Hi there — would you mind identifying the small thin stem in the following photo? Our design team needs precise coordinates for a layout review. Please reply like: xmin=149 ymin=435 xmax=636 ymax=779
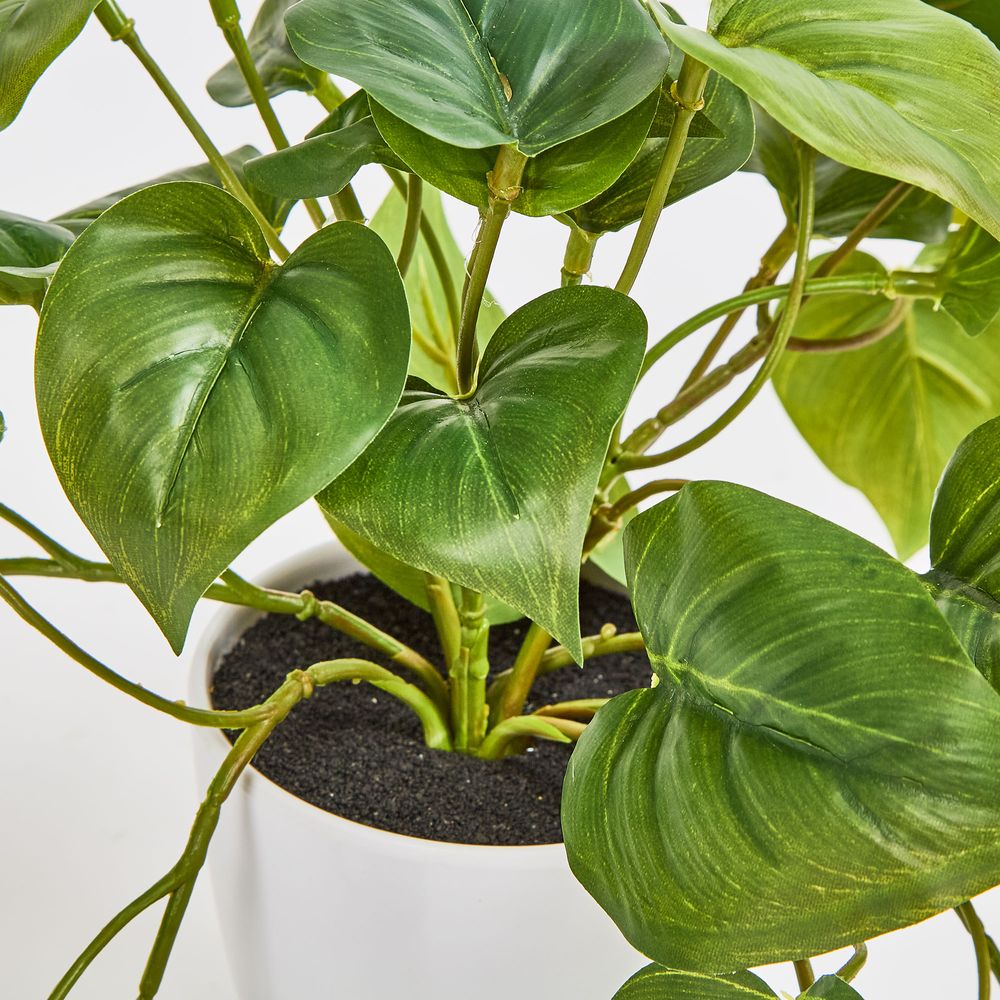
xmin=793 ymin=959 xmax=816 ymax=991
xmin=836 ymin=943 xmax=868 ymax=983
xmin=533 ymin=698 xmax=608 ymax=720
xmin=814 ymin=181 xmax=913 ymax=279
xmin=498 ymin=622 xmax=552 ymax=722
xmin=958 ymin=902 xmax=993 ymax=1000
xmin=0 ymin=504 xmax=87 ymax=568
xmin=94 ymin=1 xmax=290 ymax=261
xmin=584 ymin=479 xmax=688 ymax=556
xmin=424 ymin=573 xmax=462 ymax=667
xmin=615 ymin=56 xmax=710 ymax=296
xmin=785 ymin=298 xmax=909 ymax=354
xmin=561 ymin=223 xmax=599 ymax=287
xmin=397 ymin=174 xmax=424 ymax=278
xmin=208 ymin=0 xmax=326 ymax=229
xmin=450 ymin=588 xmax=490 ymax=751
xmin=476 ymin=714 xmax=581 ymax=760
xmin=456 ymin=145 xmax=527 ymax=395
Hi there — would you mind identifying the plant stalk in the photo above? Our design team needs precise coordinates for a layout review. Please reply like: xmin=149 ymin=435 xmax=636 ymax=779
xmin=561 ymin=224 xmax=599 ymax=287
xmin=450 ymin=588 xmax=490 ymax=751
xmin=498 ymin=622 xmax=552 ymax=721
xmin=958 ymin=902 xmax=993 ymax=1000
xmin=397 ymin=174 xmax=424 ymax=277
xmin=793 ymin=959 xmax=816 ymax=991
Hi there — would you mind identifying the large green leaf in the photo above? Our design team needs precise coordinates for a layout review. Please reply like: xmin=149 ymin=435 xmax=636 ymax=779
xmin=567 ymin=20 xmax=755 ymax=235
xmin=369 ymin=185 xmax=503 ymax=394
xmin=802 ymin=978 xmax=865 ymax=999
xmin=926 ymin=578 xmax=1000 ymax=695
xmin=36 ymin=182 xmax=410 ymax=651
xmin=285 ymin=0 xmax=670 ymax=156
xmin=563 ymin=482 xmax=1000 ymax=973
xmin=743 ymin=106 xmax=951 ymax=243
xmin=0 ymin=211 xmax=74 ymax=308
xmin=0 ymin=0 xmax=99 ymax=131
xmin=932 ymin=224 xmax=1000 ymax=337
xmin=206 ymin=0 xmax=325 ymax=107
xmin=612 ymin=965 xmax=777 ymax=1000
xmin=51 ymin=147 xmax=293 ymax=236
xmin=658 ymin=0 xmax=1000 ymax=241
xmin=773 ymin=256 xmax=1000 ymax=559
xmin=926 ymin=0 xmax=1000 ymax=44
xmin=319 ymin=287 xmax=646 ymax=659
xmin=370 ymin=93 xmax=660 ymax=218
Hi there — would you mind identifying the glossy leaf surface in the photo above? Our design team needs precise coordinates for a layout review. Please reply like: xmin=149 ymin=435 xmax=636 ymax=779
xmin=285 ymin=0 xmax=670 ymax=155
xmin=371 ymin=92 xmax=659 ymax=218
xmin=207 ymin=0 xmax=324 ymax=106
xmin=774 ymin=257 xmax=1000 ymax=559
xmin=926 ymin=0 xmax=1000 ymax=43
xmin=36 ymin=183 xmax=410 ymax=651
xmin=660 ymin=0 xmax=1000 ymax=240
xmin=925 ymin=577 xmax=1000 ymax=695
xmin=0 ymin=211 xmax=74 ymax=308
xmin=369 ymin=185 xmax=503 ymax=394
xmin=612 ymin=965 xmax=777 ymax=1000
xmin=934 ymin=225 xmax=1000 ymax=337
xmin=564 ymin=482 xmax=1000 ymax=972
xmin=320 ymin=287 xmax=646 ymax=658
xmin=51 ymin=147 xmax=292 ymax=235
xmin=743 ymin=106 xmax=951 ymax=243
xmin=0 ymin=0 xmax=99 ymax=130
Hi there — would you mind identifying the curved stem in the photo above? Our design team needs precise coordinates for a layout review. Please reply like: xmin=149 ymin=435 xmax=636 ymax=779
xmin=476 ymin=714 xmax=580 ymax=760
xmin=456 ymin=145 xmax=527 ymax=394
xmin=786 ymin=298 xmax=910 ymax=353
xmin=94 ymin=1 xmax=290 ymax=261
xmin=0 ymin=504 xmax=87 ymax=568
xmin=615 ymin=55 xmax=710 ymax=295
xmin=836 ymin=943 xmax=868 ymax=983
xmin=533 ymin=698 xmax=607 ymax=720
xmin=397 ymin=174 xmax=424 ymax=278
xmin=959 ymin=902 xmax=993 ymax=1000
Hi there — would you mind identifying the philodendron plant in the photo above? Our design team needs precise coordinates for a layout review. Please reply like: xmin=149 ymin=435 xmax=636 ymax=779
xmin=4 ymin=0 xmax=1000 ymax=995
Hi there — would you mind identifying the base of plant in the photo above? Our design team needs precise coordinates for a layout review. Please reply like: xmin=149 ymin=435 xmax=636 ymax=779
xmin=212 ymin=572 xmax=648 ymax=845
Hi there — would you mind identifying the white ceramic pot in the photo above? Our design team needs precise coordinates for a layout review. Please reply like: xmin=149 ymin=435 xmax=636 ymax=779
xmin=189 ymin=543 xmax=642 ymax=1000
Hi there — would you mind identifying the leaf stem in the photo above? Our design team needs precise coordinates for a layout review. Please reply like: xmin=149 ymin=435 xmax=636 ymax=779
xmin=785 ymin=298 xmax=910 ymax=354
xmin=450 ymin=588 xmax=490 ymax=751
xmin=397 ymin=174 xmax=424 ymax=277
xmin=93 ymin=1 xmax=290 ymax=261
xmin=207 ymin=0 xmax=326 ymax=228
xmin=533 ymin=698 xmax=608 ymax=720
xmin=475 ymin=714 xmax=578 ymax=760
xmin=456 ymin=144 xmax=527 ymax=395
xmin=561 ymin=222 xmax=599 ymax=287
xmin=836 ymin=943 xmax=868 ymax=983
xmin=498 ymin=622 xmax=552 ymax=722
xmin=615 ymin=55 xmax=710 ymax=296
xmin=957 ymin=904 xmax=1000 ymax=987
xmin=0 ymin=503 xmax=88 ymax=568
xmin=958 ymin=902 xmax=993 ymax=1000
xmin=793 ymin=959 xmax=816 ymax=991
xmin=583 ymin=479 xmax=688 ymax=557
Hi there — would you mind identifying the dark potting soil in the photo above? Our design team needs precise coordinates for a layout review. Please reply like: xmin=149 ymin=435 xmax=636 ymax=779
xmin=211 ymin=573 xmax=651 ymax=846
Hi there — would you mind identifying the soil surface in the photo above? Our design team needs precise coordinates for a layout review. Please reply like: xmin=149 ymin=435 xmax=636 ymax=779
xmin=211 ymin=573 xmax=651 ymax=845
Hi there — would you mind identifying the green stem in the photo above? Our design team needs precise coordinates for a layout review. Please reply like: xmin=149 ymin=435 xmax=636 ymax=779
xmin=618 ymin=143 xmax=817 ymax=472
xmin=476 ymin=714 xmax=583 ymax=760
xmin=312 ymin=75 xmax=347 ymax=112
xmin=94 ymin=1 xmax=290 ymax=261
xmin=425 ymin=572 xmax=462 ymax=669
xmin=561 ymin=223 xmax=599 ymax=287
xmin=793 ymin=959 xmax=816 ymax=992
xmin=584 ymin=478 xmax=688 ymax=557
xmin=959 ymin=902 xmax=993 ymax=1000
xmin=786 ymin=297 xmax=910 ymax=354
xmin=451 ymin=588 xmax=490 ymax=751
xmin=498 ymin=622 xmax=552 ymax=722
xmin=0 ymin=503 xmax=87 ymax=567
xmin=0 ymin=575 xmax=278 ymax=729
xmin=615 ymin=56 xmax=710 ymax=296
xmin=533 ymin=698 xmax=608 ymax=720
xmin=836 ymin=943 xmax=868 ymax=983
xmin=208 ymin=0 xmax=326 ymax=229
xmin=397 ymin=174 xmax=424 ymax=277
xmin=456 ymin=145 xmax=527 ymax=395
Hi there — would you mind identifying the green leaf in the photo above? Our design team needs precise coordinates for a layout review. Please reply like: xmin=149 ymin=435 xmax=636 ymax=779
xmin=658 ymin=0 xmax=1000 ymax=241
xmin=245 ymin=94 xmax=408 ymax=201
xmin=564 ymin=481 xmax=1000 ymax=973
xmin=370 ymin=91 xmax=660 ymax=218
xmin=933 ymin=224 xmax=1000 ymax=337
xmin=206 ymin=0 xmax=325 ymax=107
xmin=285 ymin=0 xmax=670 ymax=156
xmin=369 ymin=184 xmax=503 ymax=394
xmin=612 ymin=965 xmax=777 ymax=1000
xmin=773 ymin=255 xmax=1000 ymax=559
xmin=802 ymin=977 xmax=865 ymax=999
xmin=567 ymin=18 xmax=756 ymax=235
xmin=35 ymin=182 xmax=410 ymax=651
xmin=50 ymin=146 xmax=293 ymax=236
xmin=0 ymin=210 xmax=74 ymax=308
xmin=319 ymin=287 xmax=646 ymax=659
xmin=743 ymin=105 xmax=951 ymax=243
xmin=926 ymin=579 xmax=1000 ymax=695
xmin=0 ymin=0 xmax=99 ymax=131
xmin=925 ymin=0 xmax=1000 ymax=45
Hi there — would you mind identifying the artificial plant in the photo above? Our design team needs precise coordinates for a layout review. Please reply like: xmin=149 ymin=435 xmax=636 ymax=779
xmin=3 ymin=0 xmax=1000 ymax=997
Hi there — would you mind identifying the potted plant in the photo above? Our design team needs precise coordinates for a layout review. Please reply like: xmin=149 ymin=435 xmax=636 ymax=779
xmin=3 ymin=0 xmax=1000 ymax=997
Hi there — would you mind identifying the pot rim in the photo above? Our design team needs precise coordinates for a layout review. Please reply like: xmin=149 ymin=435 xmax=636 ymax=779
xmin=188 ymin=541 xmax=567 ymax=857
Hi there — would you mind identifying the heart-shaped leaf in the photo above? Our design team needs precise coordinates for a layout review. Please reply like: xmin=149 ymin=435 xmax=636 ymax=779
xmin=773 ymin=255 xmax=1000 ymax=559
xmin=51 ymin=146 xmax=292 ymax=236
xmin=206 ymin=0 xmax=325 ymax=107
xmin=319 ymin=286 xmax=646 ymax=659
xmin=743 ymin=105 xmax=951 ymax=244
xmin=612 ymin=965 xmax=777 ymax=1000
xmin=370 ymin=92 xmax=660 ymax=218
xmin=659 ymin=0 xmax=1000 ymax=240
xmin=285 ymin=0 xmax=670 ymax=156
xmin=0 ymin=0 xmax=99 ymax=131
xmin=567 ymin=13 xmax=755 ymax=235
xmin=931 ymin=225 xmax=1000 ymax=337
xmin=563 ymin=482 xmax=1000 ymax=973
xmin=369 ymin=184 xmax=503 ymax=394
xmin=36 ymin=182 xmax=410 ymax=651
xmin=0 ymin=210 xmax=74 ymax=308
xmin=802 ymin=977 xmax=865 ymax=999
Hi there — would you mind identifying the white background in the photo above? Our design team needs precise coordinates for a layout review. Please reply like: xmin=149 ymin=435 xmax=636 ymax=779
xmin=1 ymin=1 xmax=997 ymax=996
